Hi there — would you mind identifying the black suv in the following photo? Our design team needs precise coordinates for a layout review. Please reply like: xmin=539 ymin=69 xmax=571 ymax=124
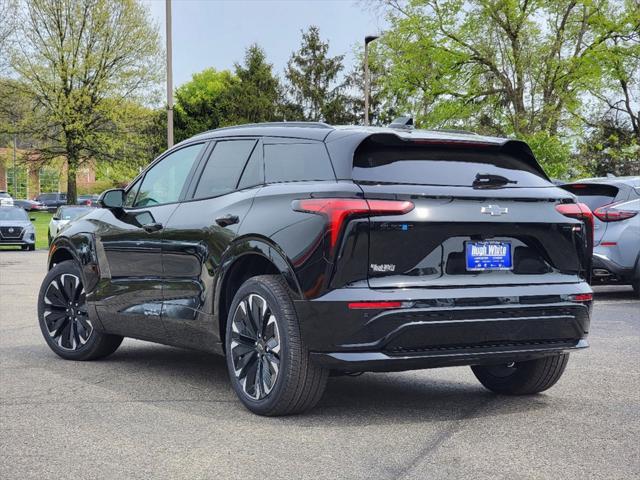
xmin=36 ymin=192 xmax=67 ymax=212
xmin=39 ymin=122 xmax=593 ymax=415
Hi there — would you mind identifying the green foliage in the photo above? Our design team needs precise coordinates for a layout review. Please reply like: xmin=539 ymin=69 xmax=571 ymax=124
xmin=11 ymin=0 xmax=162 ymax=203
xmin=378 ymin=0 xmax=637 ymax=139
xmin=285 ymin=26 xmax=347 ymax=122
xmin=228 ymin=44 xmax=283 ymax=124
xmin=579 ymin=120 xmax=640 ymax=177
xmin=519 ymin=131 xmax=574 ymax=180
xmin=174 ymin=68 xmax=237 ymax=142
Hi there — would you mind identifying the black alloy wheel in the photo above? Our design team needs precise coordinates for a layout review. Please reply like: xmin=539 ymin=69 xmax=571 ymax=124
xmin=229 ymin=293 xmax=281 ymax=400
xmin=225 ymin=275 xmax=328 ymax=416
xmin=38 ymin=260 xmax=123 ymax=360
xmin=41 ymin=272 xmax=93 ymax=350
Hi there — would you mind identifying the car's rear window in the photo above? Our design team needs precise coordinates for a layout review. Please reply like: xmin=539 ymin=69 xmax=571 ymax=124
xmin=561 ymin=184 xmax=619 ymax=210
xmin=353 ymin=144 xmax=549 ymax=188
xmin=59 ymin=207 xmax=90 ymax=220
xmin=264 ymin=143 xmax=335 ymax=183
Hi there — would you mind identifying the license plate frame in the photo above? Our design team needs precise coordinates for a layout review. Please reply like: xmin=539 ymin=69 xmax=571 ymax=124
xmin=465 ymin=240 xmax=513 ymax=271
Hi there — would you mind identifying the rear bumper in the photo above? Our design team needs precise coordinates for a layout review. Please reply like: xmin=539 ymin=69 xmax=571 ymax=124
xmin=295 ymin=282 xmax=592 ymax=372
xmin=592 ymin=253 xmax=634 ymax=283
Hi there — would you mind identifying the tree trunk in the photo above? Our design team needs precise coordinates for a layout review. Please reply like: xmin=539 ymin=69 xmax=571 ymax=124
xmin=66 ymin=156 xmax=78 ymax=205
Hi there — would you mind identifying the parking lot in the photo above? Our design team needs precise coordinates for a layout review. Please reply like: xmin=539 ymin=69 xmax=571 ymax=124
xmin=0 ymin=250 xmax=638 ymax=479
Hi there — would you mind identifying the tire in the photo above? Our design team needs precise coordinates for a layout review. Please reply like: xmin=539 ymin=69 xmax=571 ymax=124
xmin=28 ymin=244 xmax=35 ymax=251
xmin=471 ymin=354 xmax=569 ymax=395
xmin=38 ymin=260 xmax=123 ymax=361
xmin=48 ymin=233 xmax=52 ymax=246
xmin=225 ymin=275 xmax=328 ymax=416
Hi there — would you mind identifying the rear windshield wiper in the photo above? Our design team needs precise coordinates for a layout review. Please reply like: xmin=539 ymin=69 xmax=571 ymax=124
xmin=473 ymin=173 xmax=518 ymax=189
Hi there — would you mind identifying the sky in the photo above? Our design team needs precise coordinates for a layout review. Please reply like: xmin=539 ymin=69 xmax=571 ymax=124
xmin=145 ymin=0 xmax=387 ymax=87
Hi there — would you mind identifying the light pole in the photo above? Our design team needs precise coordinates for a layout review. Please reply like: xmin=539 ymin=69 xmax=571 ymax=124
xmin=166 ymin=0 xmax=174 ymax=148
xmin=364 ymin=35 xmax=379 ymax=126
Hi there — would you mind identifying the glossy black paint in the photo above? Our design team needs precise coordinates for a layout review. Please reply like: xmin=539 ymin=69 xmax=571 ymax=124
xmin=46 ymin=123 xmax=592 ymax=371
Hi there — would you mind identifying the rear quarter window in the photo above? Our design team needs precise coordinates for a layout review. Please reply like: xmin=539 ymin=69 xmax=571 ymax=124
xmin=264 ymin=142 xmax=335 ymax=183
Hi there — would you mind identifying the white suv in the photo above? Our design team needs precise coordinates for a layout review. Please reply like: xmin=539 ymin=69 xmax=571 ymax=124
xmin=0 ymin=191 xmax=14 ymax=207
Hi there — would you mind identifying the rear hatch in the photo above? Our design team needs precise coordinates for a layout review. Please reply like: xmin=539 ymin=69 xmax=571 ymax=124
xmin=560 ymin=183 xmax=618 ymax=246
xmin=352 ymin=135 xmax=591 ymax=288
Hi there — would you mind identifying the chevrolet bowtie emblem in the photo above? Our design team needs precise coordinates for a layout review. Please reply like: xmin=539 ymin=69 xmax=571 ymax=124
xmin=481 ymin=205 xmax=508 ymax=216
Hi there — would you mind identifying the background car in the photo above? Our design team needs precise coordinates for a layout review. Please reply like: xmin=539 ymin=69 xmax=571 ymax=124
xmin=48 ymin=205 xmax=93 ymax=245
xmin=562 ymin=176 xmax=640 ymax=296
xmin=14 ymin=199 xmax=48 ymax=211
xmin=0 ymin=206 xmax=36 ymax=250
xmin=0 ymin=190 xmax=14 ymax=207
xmin=35 ymin=192 xmax=67 ymax=212
xmin=77 ymin=194 xmax=100 ymax=206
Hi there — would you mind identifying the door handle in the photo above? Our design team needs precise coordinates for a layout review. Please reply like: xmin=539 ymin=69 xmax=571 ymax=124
xmin=215 ymin=214 xmax=239 ymax=227
xmin=142 ymin=222 xmax=163 ymax=233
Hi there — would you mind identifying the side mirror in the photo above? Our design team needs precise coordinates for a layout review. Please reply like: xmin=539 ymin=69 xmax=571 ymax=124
xmin=52 ymin=215 xmax=60 ymax=220
xmin=30 ymin=217 xmax=36 ymax=222
xmin=99 ymin=189 xmax=125 ymax=209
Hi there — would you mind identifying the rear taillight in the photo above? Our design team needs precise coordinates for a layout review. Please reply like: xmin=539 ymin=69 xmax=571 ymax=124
xmin=593 ymin=203 xmax=637 ymax=222
xmin=556 ymin=202 xmax=594 ymax=240
xmin=568 ymin=293 xmax=593 ymax=302
xmin=293 ymin=198 xmax=414 ymax=249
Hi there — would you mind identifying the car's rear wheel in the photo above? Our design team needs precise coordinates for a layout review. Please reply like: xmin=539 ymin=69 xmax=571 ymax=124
xmin=471 ymin=353 xmax=569 ymax=395
xmin=225 ymin=275 xmax=328 ymax=416
xmin=37 ymin=260 xmax=123 ymax=360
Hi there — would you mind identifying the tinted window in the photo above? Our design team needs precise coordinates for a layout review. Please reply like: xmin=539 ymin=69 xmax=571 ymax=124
xmin=237 ymin=144 xmax=263 ymax=189
xmin=0 ymin=208 xmax=27 ymax=221
xmin=38 ymin=194 xmax=55 ymax=201
xmin=264 ymin=143 xmax=334 ymax=183
xmin=353 ymin=144 xmax=549 ymax=187
xmin=134 ymin=143 xmax=203 ymax=207
xmin=58 ymin=207 xmax=91 ymax=220
xmin=194 ymin=140 xmax=256 ymax=198
xmin=562 ymin=184 xmax=619 ymax=211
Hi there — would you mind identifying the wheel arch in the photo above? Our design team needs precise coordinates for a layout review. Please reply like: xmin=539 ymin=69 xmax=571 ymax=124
xmin=216 ymin=237 xmax=302 ymax=348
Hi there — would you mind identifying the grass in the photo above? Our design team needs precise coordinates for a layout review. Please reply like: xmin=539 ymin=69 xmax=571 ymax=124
xmin=0 ymin=211 xmax=52 ymax=251
xmin=31 ymin=211 xmax=53 ymax=250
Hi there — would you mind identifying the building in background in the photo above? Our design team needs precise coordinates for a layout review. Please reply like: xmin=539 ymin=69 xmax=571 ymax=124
xmin=0 ymin=148 xmax=96 ymax=198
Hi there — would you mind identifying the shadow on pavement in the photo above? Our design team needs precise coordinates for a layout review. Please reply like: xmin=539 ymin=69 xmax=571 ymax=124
xmin=21 ymin=340 xmax=550 ymax=426
xmin=592 ymin=285 xmax=637 ymax=301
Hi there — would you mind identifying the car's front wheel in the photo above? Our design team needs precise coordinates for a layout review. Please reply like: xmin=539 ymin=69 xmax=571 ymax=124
xmin=225 ymin=275 xmax=328 ymax=416
xmin=471 ymin=353 xmax=569 ymax=395
xmin=37 ymin=260 xmax=123 ymax=360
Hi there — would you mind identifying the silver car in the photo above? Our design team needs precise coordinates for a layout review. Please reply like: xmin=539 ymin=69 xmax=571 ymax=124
xmin=562 ymin=176 xmax=640 ymax=297
xmin=0 ymin=190 xmax=14 ymax=207
xmin=0 ymin=206 xmax=36 ymax=250
xmin=48 ymin=205 xmax=93 ymax=245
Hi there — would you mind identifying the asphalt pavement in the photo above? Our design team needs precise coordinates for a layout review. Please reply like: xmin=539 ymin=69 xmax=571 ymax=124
xmin=1 ymin=250 xmax=638 ymax=479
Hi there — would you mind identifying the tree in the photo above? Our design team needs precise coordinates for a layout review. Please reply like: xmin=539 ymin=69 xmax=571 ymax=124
xmin=174 ymin=68 xmax=237 ymax=142
xmin=378 ymin=1 xmax=632 ymax=136
xmin=579 ymin=119 xmax=640 ymax=176
xmin=285 ymin=26 xmax=347 ymax=122
xmin=0 ymin=0 xmax=17 ymax=74
xmin=228 ymin=44 xmax=282 ymax=124
xmin=11 ymin=0 xmax=161 ymax=204
xmin=376 ymin=0 xmax=637 ymax=176
xmin=586 ymin=0 xmax=640 ymax=140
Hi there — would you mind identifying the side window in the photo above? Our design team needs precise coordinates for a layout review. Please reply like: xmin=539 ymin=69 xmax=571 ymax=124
xmin=193 ymin=140 xmax=256 ymax=199
xmin=264 ymin=143 xmax=334 ymax=183
xmin=124 ymin=178 xmax=142 ymax=207
xmin=237 ymin=144 xmax=263 ymax=190
xmin=134 ymin=143 xmax=203 ymax=207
